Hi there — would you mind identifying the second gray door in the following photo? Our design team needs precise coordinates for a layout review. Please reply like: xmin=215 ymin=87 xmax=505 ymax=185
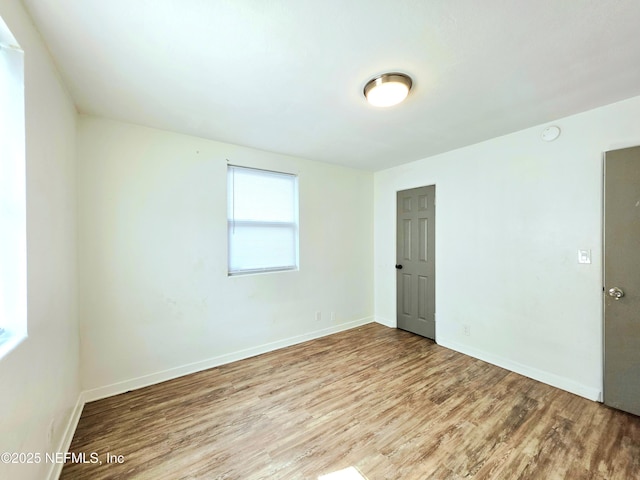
xmin=604 ymin=146 xmax=640 ymax=416
xmin=396 ymin=185 xmax=435 ymax=339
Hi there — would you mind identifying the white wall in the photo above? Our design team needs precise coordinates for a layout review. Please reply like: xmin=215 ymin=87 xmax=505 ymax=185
xmin=0 ymin=2 xmax=79 ymax=480
xmin=375 ymin=95 xmax=640 ymax=401
xmin=77 ymin=116 xmax=374 ymax=397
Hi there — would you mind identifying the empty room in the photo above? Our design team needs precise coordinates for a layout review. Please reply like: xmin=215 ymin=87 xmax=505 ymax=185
xmin=2 ymin=1 xmax=640 ymax=479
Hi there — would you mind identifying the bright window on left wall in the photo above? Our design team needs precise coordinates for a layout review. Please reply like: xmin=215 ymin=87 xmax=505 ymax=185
xmin=227 ymin=165 xmax=299 ymax=276
xmin=0 ymin=16 xmax=27 ymax=358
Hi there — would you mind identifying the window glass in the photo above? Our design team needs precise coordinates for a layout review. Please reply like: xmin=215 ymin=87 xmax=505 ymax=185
xmin=0 ymin=17 xmax=26 ymax=356
xmin=227 ymin=166 xmax=299 ymax=275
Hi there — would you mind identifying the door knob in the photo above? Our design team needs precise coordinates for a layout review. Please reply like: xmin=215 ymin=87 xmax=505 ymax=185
xmin=395 ymin=264 xmax=403 ymax=269
xmin=608 ymin=287 xmax=624 ymax=300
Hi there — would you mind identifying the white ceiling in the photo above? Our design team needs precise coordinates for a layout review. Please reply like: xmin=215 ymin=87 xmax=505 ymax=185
xmin=22 ymin=0 xmax=640 ymax=170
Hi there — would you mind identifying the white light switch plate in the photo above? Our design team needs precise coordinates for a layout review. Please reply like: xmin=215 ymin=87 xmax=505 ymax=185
xmin=578 ymin=249 xmax=591 ymax=264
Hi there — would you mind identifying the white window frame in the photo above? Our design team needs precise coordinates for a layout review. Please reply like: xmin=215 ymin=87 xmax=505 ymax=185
xmin=227 ymin=165 xmax=299 ymax=276
xmin=0 ymin=16 xmax=27 ymax=359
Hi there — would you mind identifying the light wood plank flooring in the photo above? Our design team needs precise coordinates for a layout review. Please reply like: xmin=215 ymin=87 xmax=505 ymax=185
xmin=61 ymin=323 xmax=640 ymax=479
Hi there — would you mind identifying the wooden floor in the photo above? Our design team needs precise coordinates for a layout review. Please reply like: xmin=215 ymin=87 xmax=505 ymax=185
xmin=62 ymin=323 xmax=640 ymax=480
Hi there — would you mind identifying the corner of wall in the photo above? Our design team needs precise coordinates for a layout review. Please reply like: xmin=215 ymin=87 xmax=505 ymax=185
xmin=46 ymin=394 xmax=85 ymax=480
xmin=374 ymin=316 xmax=395 ymax=328
xmin=437 ymin=337 xmax=602 ymax=402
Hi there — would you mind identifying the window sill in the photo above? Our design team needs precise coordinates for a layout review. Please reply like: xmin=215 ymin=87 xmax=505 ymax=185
xmin=228 ymin=266 xmax=298 ymax=277
xmin=0 ymin=332 xmax=26 ymax=361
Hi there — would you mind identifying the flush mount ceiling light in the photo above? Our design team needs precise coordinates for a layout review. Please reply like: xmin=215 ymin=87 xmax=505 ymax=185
xmin=364 ymin=73 xmax=413 ymax=107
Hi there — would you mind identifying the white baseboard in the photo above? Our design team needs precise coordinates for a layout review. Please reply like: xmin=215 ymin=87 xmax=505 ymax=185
xmin=47 ymin=319 xmax=599 ymax=480
xmin=47 ymin=317 xmax=374 ymax=478
xmin=47 ymin=395 xmax=85 ymax=480
xmin=82 ymin=317 xmax=374 ymax=403
xmin=438 ymin=337 xmax=602 ymax=402
xmin=374 ymin=316 xmax=395 ymax=328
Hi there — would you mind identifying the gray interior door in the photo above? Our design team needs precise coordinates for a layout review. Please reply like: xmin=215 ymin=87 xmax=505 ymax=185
xmin=604 ymin=146 xmax=640 ymax=416
xmin=396 ymin=185 xmax=435 ymax=339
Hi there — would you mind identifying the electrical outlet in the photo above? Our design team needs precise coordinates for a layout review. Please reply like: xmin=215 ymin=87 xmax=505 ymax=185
xmin=463 ymin=324 xmax=471 ymax=336
xmin=315 ymin=311 xmax=321 ymax=321
xmin=331 ymin=312 xmax=336 ymax=323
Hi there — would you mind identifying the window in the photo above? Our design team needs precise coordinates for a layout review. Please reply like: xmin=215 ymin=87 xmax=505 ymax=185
xmin=227 ymin=165 xmax=299 ymax=275
xmin=0 ymin=17 xmax=26 ymax=357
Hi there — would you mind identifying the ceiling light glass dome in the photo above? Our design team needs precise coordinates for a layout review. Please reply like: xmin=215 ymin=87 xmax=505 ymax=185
xmin=364 ymin=73 xmax=413 ymax=107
